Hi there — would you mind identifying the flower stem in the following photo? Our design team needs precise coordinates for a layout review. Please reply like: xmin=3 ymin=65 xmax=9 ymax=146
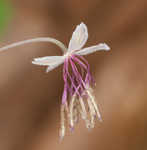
xmin=0 ymin=37 xmax=67 ymax=53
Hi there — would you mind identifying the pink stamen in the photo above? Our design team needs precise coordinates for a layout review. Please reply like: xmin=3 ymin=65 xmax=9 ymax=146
xmin=62 ymin=54 xmax=95 ymax=105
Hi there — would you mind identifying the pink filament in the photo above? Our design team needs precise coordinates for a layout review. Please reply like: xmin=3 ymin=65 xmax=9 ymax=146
xmin=62 ymin=55 xmax=94 ymax=104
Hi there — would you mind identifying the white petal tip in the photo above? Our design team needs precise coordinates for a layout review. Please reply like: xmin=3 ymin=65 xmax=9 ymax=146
xmin=80 ymin=22 xmax=86 ymax=27
xmin=101 ymin=43 xmax=110 ymax=51
xmin=32 ymin=61 xmax=36 ymax=65
xmin=31 ymin=60 xmax=45 ymax=66
xmin=32 ymin=58 xmax=40 ymax=65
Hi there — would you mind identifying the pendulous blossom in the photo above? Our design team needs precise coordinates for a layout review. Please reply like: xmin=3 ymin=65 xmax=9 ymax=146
xmin=0 ymin=22 xmax=110 ymax=139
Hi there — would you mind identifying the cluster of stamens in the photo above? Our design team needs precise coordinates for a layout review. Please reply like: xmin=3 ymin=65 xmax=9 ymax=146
xmin=59 ymin=54 xmax=102 ymax=139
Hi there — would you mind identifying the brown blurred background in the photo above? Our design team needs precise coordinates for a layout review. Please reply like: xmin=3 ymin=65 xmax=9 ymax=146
xmin=0 ymin=0 xmax=147 ymax=150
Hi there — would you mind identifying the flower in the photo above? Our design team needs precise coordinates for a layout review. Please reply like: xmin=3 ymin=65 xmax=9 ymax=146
xmin=32 ymin=22 xmax=110 ymax=139
xmin=0 ymin=22 xmax=110 ymax=139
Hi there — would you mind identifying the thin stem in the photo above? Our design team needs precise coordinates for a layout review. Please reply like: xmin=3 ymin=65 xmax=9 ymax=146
xmin=0 ymin=37 xmax=67 ymax=53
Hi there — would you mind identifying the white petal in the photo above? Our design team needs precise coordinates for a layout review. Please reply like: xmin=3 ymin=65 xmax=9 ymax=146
xmin=75 ymin=43 xmax=110 ymax=56
xmin=68 ymin=22 xmax=88 ymax=51
xmin=32 ymin=56 xmax=64 ymax=66
xmin=32 ymin=56 xmax=64 ymax=72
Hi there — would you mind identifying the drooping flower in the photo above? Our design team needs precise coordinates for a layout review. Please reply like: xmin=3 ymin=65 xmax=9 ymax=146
xmin=32 ymin=23 xmax=110 ymax=138
xmin=0 ymin=22 xmax=110 ymax=139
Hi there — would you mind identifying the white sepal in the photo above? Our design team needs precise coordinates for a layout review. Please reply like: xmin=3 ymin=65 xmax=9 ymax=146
xmin=32 ymin=56 xmax=64 ymax=72
xmin=32 ymin=56 xmax=64 ymax=66
xmin=75 ymin=43 xmax=110 ymax=56
xmin=68 ymin=22 xmax=88 ymax=51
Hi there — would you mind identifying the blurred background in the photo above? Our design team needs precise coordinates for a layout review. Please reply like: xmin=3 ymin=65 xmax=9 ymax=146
xmin=0 ymin=0 xmax=147 ymax=150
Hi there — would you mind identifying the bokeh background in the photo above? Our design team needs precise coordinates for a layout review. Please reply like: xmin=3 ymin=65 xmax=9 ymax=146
xmin=0 ymin=0 xmax=147 ymax=150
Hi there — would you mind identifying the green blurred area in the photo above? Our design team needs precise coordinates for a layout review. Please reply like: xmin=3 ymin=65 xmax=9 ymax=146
xmin=0 ymin=0 xmax=12 ymax=34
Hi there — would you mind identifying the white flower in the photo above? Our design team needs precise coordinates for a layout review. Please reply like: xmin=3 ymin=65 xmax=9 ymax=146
xmin=0 ymin=22 xmax=111 ymax=139
xmin=32 ymin=22 xmax=110 ymax=72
